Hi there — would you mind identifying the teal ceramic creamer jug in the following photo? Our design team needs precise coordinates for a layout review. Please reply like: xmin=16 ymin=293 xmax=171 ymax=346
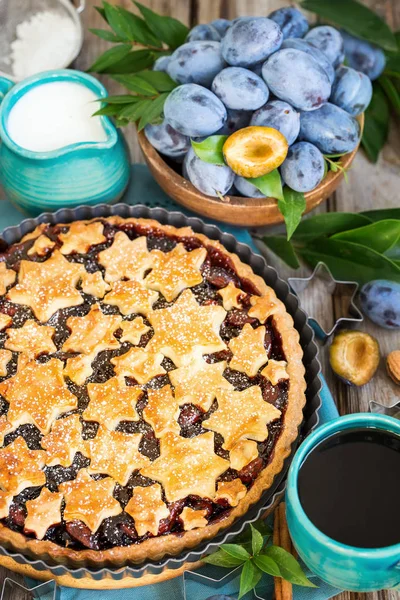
xmin=286 ymin=413 xmax=400 ymax=591
xmin=0 ymin=70 xmax=130 ymax=215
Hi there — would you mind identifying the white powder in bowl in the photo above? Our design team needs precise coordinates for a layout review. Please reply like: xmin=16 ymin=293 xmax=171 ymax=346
xmin=11 ymin=11 xmax=79 ymax=79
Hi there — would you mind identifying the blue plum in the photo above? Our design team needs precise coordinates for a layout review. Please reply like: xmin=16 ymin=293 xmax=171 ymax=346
xmin=217 ymin=108 xmax=252 ymax=135
xmin=250 ymin=100 xmax=300 ymax=145
xmin=167 ymin=41 xmax=225 ymax=88
xmin=282 ymin=38 xmax=334 ymax=84
xmin=164 ymin=84 xmax=227 ymax=137
xmin=234 ymin=175 xmax=266 ymax=198
xmin=211 ymin=67 xmax=269 ymax=110
xmin=330 ymin=66 xmax=372 ymax=116
xmin=268 ymin=7 xmax=309 ymax=39
xmin=299 ymin=103 xmax=360 ymax=154
xmin=360 ymin=280 xmax=400 ymax=329
xmin=341 ymin=32 xmax=386 ymax=81
xmin=210 ymin=18 xmax=232 ymax=37
xmin=144 ymin=121 xmax=190 ymax=160
xmin=305 ymin=26 xmax=344 ymax=67
xmin=280 ymin=141 xmax=325 ymax=192
xmin=221 ymin=17 xmax=283 ymax=67
xmin=187 ymin=24 xmax=221 ymax=42
xmin=184 ymin=147 xmax=234 ymax=197
xmin=262 ymin=48 xmax=331 ymax=111
xmin=153 ymin=55 xmax=171 ymax=73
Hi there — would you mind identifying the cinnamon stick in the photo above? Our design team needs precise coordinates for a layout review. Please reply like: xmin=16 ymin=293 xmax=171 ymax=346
xmin=273 ymin=503 xmax=282 ymax=600
xmin=273 ymin=502 xmax=293 ymax=600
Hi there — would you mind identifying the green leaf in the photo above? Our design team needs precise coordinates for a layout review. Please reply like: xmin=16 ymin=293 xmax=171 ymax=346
xmin=135 ymin=70 xmax=177 ymax=92
xmin=101 ymin=95 xmax=141 ymax=104
xmin=203 ymin=549 xmax=245 ymax=568
xmin=119 ymin=99 xmax=150 ymax=121
xmin=134 ymin=1 xmax=189 ymax=49
xmin=250 ymin=524 xmax=264 ymax=556
xmin=111 ymin=74 xmax=158 ymax=96
xmin=385 ymin=31 xmax=400 ymax=75
xmin=137 ymin=92 xmax=169 ymax=130
xmin=93 ymin=104 xmax=126 ymax=116
xmin=95 ymin=6 xmax=107 ymax=22
xmin=102 ymin=50 xmax=155 ymax=74
xmin=103 ymin=1 xmax=133 ymax=41
xmin=261 ymin=236 xmax=300 ymax=269
xmin=89 ymin=28 xmax=124 ymax=42
xmin=300 ymin=0 xmax=397 ymax=52
xmin=221 ymin=544 xmax=250 ymax=561
xmin=191 ymin=136 xmax=228 ymax=166
xmin=332 ymin=220 xmax=400 ymax=254
xmin=239 ymin=560 xmax=262 ymax=599
xmin=264 ymin=546 xmax=317 ymax=587
xmin=296 ymin=238 xmax=400 ymax=286
xmin=379 ymin=75 xmax=400 ymax=117
xmin=293 ymin=212 xmax=371 ymax=241
xmin=361 ymin=208 xmax=400 ymax=221
xmin=234 ymin=520 xmax=273 ymax=545
xmin=254 ymin=555 xmax=282 ymax=577
xmin=87 ymin=44 xmax=131 ymax=73
xmin=361 ymin=82 xmax=390 ymax=163
xmin=117 ymin=7 xmax=162 ymax=47
xmin=278 ymin=188 xmax=306 ymax=241
xmin=247 ymin=169 xmax=284 ymax=201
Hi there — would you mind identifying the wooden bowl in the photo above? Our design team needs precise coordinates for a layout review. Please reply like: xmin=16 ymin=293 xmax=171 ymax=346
xmin=137 ymin=114 xmax=364 ymax=227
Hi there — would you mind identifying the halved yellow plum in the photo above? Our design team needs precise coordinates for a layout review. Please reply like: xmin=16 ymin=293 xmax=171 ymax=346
xmin=329 ymin=330 xmax=380 ymax=386
xmin=223 ymin=126 xmax=288 ymax=178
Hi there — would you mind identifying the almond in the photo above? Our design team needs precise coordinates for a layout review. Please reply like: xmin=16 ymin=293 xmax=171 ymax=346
xmin=387 ymin=350 xmax=400 ymax=385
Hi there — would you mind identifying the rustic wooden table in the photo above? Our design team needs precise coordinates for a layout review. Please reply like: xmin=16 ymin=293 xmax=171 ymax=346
xmin=1 ymin=0 xmax=399 ymax=598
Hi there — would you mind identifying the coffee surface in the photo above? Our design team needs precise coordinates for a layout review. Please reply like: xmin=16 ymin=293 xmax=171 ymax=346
xmin=298 ymin=427 xmax=400 ymax=548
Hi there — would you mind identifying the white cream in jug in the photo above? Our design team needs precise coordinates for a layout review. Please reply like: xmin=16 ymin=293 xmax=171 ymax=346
xmin=7 ymin=81 xmax=108 ymax=152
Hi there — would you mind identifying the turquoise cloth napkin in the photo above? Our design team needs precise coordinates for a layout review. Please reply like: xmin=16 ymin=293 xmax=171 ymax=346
xmin=0 ymin=164 xmax=340 ymax=599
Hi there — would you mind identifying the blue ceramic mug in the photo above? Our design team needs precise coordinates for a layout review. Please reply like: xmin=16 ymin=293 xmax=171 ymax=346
xmin=286 ymin=413 xmax=400 ymax=591
xmin=0 ymin=69 xmax=130 ymax=215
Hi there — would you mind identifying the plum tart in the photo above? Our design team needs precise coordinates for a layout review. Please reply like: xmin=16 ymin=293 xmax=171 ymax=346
xmin=0 ymin=216 xmax=305 ymax=566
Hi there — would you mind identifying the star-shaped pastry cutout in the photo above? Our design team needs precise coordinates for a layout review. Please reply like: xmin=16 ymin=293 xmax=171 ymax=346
xmin=0 ymin=415 xmax=12 ymax=445
xmin=0 ymin=436 xmax=46 ymax=494
xmin=141 ymin=431 xmax=229 ymax=502
xmin=215 ymin=479 xmax=247 ymax=507
xmin=104 ymin=280 xmax=158 ymax=317
xmin=0 ymin=490 xmax=13 ymax=519
xmin=21 ymin=223 xmax=47 ymax=242
xmin=180 ymin=506 xmax=208 ymax=530
xmin=0 ymin=262 xmax=16 ymax=295
xmin=261 ymin=360 xmax=289 ymax=385
xmin=25 ymin=487 xmax=63 ymax=539
xmin=229 ymin=439 xmax=259 ymax=471
xmin=7 ymin=250 xmax=85 ymax=322
xmin=248 ymin=292 xmax=280 ymax=323
xmin=41 ymin=414 xmax=88 ymax=467
xmin=81 ymin=271 xmax=110 ymax=298
xmin=0 ymin=358 xmax=78 ymax=434
xmin=0 ymin=314 xmax=12 ymax=331
xmin=27 ymin=235 xmax=55 ymax=257
xmin=5 ymin=320 xmax=56 ymax=357
xmin=59 ymin=221 xmax=106 ymax=255
xmin=60 ymin=469 xmax=122 ymax=532
xmin=203 ymin=386 xmax=281 ymax=450
xmin=169 ymin=357 xmax=233 ymax=412
xmin=0 ymin=350 xmax=12 ymax=377
xmin=147 ymin=289 xmax=226 ymax=367
xmin=218 ymin=282 xmax=245 ymax=311
xmin=125 ymin=484 xmax=169 ymax=536
xmin=87 ymin=426 xmax=149 ymax=486
xmin=229 ymin=323 xmax=268 ymax=377
xmin=84 ymin=376 xmax=142 ymax=429
xmin=63 ymin=304 xmax=121 ymax=355
xmin=111 ymin=347 xmax=166 ymax=384
xmin=120 ymin=317 xmax=150 ymax=345
xmin=143 ymin=384 xmax=180 ymax=437
xmin=63 ymin=352 xmax=95 ymax=385
xmin=144 ymin=243 xmax=207 ymax=302
xmin=98 ymin=233 xmax=153 ymax=283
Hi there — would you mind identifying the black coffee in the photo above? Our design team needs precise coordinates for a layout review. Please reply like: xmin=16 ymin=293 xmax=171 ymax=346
xmin=298 ymin=427 xmax=400 ymax=548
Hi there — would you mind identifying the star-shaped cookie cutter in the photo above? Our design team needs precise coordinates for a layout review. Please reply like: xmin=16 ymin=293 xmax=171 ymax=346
xmin=0 ymin=577 xmax=57 ymax=600
xmin=369 ymin=399 xmax=400 ymax=420
xmin=288 ymin=262 xmax=363 ymax=344
xmin=183 ymin=564 xmax=271 ymax=600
